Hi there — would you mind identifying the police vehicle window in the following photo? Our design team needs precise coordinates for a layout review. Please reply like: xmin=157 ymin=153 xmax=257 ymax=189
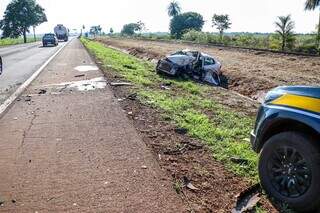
xmin=204 ymin=57 xmax=215 ymax=65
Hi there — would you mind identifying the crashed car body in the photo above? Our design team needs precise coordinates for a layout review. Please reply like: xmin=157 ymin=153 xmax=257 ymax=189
xmin=156 ymin=50 xmax=222 ymax=85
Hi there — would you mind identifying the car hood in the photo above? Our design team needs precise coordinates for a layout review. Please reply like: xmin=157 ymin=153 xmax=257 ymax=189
xmin=166 ymin=55 xmax=195 ymax=66
xmin=265 ymin=86 xmax=320 ymax=103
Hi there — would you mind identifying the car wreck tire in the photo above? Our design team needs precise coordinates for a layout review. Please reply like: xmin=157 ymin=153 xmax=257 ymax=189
xmin=259 ymin=132 xmax=320 ymax=212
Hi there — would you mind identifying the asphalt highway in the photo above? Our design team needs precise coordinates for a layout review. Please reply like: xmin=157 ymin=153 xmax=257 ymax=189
xmin=0 ymin=41 xmax=66 ymax=104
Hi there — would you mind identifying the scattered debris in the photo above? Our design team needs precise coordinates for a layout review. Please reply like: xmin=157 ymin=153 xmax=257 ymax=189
xmin=38 ymin=89 xmax=47 ymax=95
xmin=183 ymin=176 xmax=199 ymax=191
xmin=24 ymin=96 xmax=32 ymax=102
xmin=288 ymin=58 xmax=297 ymax=61
xmin=47 ymin=77 xmax=107 ymax=91
xmin=123 ymin=64 xmax=136 ymax=70
xmin=232 ymin=184 xmax=262 ymax=213
xmin=11 ymin=199 xmax=16 ymax=204
xmin=164 ymin=145 xmax=187 ymax=155
xmin=74 ymin=65 xmax=98 ymax=72
xmin=254 ymin=51 xmax=265 ymax=55
xmin=13 ymin=117 xmax=18 ymax=120
xmin=160 ymin=85 xmax=171 ymax=90
xmin=175 ymin=127 xmax=188 ymax=135
xmin=74 ymin=74 xmax=85 ymax=78
xmin=230 ymin=157 xmax=249 ymax=165
xmin=110 ymin=82 xmax=133 ymax=87
xmin=141 ymin=165 xmax=148 ymax=169
xmin=127 ymin=111 xmax=133 ymax=115
xmin=127 ymin=93 xmax=137 ymax=100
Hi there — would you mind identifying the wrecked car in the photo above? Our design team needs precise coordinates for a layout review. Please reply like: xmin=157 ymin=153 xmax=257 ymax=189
xmin=156 ymin=50 xmax=222 ymax=86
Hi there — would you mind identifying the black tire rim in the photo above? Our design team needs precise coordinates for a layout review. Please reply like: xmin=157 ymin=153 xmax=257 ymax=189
xmin=268 ymin=146 xmax=312 ymax=198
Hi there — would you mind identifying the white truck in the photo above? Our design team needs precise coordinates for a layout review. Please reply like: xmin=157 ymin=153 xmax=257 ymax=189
xmin=54 ymin=24 xmax=69 ymax=42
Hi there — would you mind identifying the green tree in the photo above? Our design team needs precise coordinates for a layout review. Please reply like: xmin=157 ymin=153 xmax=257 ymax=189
xmin=167 ymin=1 xmax=181 ymax=17
xmin=121 ymin=22 xmax=145 ymax=36
xmin=275 ymin=15 xmax=295 ymax=51
xmin=31 ymin=4 xmax=47 ymax=41
xmin=90 ymin=25 xmax=102 ymax=37
xmin=170 ymin=12 xmax=204 ymax=39
xmin=212 ymin=14 xmax=232 ymax=41
xmin=305 ymin=0 xmax=320 ymax=53
xmin=110 ymin=28 xmax=114 ymax=34
xmin=0 ymin=0 xmax=47 ymax=43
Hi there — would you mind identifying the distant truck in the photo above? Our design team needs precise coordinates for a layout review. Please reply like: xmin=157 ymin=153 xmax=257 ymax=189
xmin=54 ymin=24 xmax=69 ymax=42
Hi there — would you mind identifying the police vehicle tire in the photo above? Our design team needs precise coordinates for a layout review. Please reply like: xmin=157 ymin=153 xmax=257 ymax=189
xmin=259 ymin=131 xmax=320 ymax=212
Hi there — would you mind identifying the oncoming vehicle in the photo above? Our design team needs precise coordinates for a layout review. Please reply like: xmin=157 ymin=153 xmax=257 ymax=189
xmin=250 ymin=86 xmax=320 ymax=212
xmin=156 ymin=50 xmax=222 ymax=86
xmin=42 ymin=33 xmax=58 ymax=47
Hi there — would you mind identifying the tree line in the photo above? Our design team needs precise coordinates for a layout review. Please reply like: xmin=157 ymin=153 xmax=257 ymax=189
xmin=120 ymin=0 xmax=320 ymax=54
xmin=0 ymin=0 xmax=47 ymax=43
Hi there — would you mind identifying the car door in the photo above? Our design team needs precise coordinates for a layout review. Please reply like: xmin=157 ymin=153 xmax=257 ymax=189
xmin=203 ymin=57 xmax=216 ymax=70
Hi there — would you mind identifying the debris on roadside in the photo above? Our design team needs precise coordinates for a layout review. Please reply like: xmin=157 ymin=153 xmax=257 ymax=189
xmin=74 ymin=74 xmax=85 ymax=78
xmin=160 ymin=84 xmax=171 ymax=90
xmin=141 ymin=165 xmax=148 ymax=169
xmin=110 ymin=82 xmax=133 ymax=87
xmin=127 ymin=93 xmax=137 ymax=100
xmin=230 ymin=157 xmax=249 ymax=165
xmin=0 ymin=197 xmax=4 ymax=206
xmin=174 ymin=127 xmax=188 ymax=135
xmin=38 ymin=89 xmax=47 ymax=95
xmin=232 ymin=184 xmax=261 ymax=213
xmin=123 ymin=64 xmax=136 ymax=70
xmin=183 ymin=176 xmax=199 ymax=191
xmin=24 ymin=96 xmax=32 ymax=102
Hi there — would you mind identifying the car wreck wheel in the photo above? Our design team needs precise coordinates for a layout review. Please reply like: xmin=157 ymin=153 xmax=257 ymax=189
xmin=259 ymin=131 xmax=320 ymax=212
xmin=268 ymin=146 xmax=311 ymax=198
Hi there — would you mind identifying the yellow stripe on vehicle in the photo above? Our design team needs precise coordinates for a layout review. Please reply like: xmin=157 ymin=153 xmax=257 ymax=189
xmin=271 ymin=94 xmax=320 ymax=113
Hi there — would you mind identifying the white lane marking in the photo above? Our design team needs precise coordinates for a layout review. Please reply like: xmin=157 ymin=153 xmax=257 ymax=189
xmin=74 ymin=65 xmax=98 ymax=72
xmin=0 ymin=40 xmax=71 ymax=116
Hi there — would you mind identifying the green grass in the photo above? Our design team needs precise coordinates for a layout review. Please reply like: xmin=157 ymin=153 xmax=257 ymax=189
xmin=0 ymin=37 xmax=40 ymax=47
xmin=81 ymin=38 xmax=259 ymax=181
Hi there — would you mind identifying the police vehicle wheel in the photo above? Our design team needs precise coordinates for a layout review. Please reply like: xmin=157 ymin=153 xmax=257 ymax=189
xmin=259 ymin=131 xmax=320 ymax=212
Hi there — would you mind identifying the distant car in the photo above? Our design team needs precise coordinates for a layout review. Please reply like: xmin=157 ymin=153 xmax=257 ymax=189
xmin=42 ymin=33 xmax=58 ymax=47
xmin=251 ymin=86 xmax=320 ymax=212
xmin=156 ymin=49 xmax=222 ymax=86
xmin=0 ymin=56 xmax=2 ymax=75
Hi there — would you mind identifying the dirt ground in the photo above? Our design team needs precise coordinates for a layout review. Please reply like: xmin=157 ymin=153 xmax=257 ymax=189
xmin=92 ymin=53 xmax=277 ymax=212
xmin=96 ymin=37 xmax=320 ymax=100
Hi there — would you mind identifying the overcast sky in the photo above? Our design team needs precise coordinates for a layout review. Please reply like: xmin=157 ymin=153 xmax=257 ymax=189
xmin=0 ymin=0 xmax=319 ymax=34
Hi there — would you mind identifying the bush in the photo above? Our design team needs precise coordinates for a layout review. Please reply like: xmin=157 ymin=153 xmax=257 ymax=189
xmin=182 ymin=30 xmax=208 ymax=43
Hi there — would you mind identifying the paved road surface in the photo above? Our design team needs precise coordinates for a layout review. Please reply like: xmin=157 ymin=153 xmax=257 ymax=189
xmin=0 ymin=41 xmax=66 ymax=104
xmin=0 ymin=39 xmax=185 ymax=212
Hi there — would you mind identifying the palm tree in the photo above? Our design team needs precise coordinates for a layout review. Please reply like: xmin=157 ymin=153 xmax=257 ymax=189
xmin=168 ymin=1 xmax=181 ymax=17
xmin=305 ymin=0 xmax=320 ymax=53
xmin=275 ymin=15 xmax=295 ymax=51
